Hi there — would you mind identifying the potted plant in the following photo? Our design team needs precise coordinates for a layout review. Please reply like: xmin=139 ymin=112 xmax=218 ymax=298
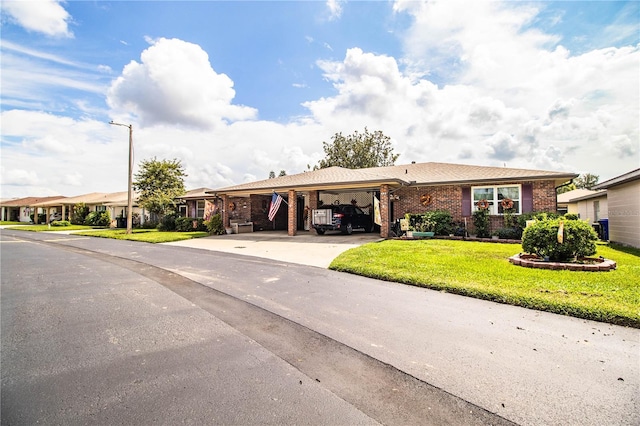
xmin=413 ymin=218 xmax=436 ymax=238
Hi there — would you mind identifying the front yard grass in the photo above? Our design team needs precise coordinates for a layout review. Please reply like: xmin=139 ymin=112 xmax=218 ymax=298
xmin=330 ymin=239 xmax=640 ymax=328
xmin=74 ymin=228 xmax=209 ymax=243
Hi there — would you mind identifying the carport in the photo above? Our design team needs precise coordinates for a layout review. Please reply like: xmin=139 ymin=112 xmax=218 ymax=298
xmin=209 ymin=166 xmax=409 ymax=238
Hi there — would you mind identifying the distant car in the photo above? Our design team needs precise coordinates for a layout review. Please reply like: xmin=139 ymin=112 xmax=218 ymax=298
xmin=49 ymin=212 xmax=62 ymax=222
xmin=312 ymin=204 xmax=374 ymax=235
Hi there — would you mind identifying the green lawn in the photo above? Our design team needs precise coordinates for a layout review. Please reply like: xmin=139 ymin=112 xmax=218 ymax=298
xmin=74 ymin=228 xmax=209 ymax=243
xmin=330 ymin=239 xmax=640 ymax=328
xmin=0 ymin=221 xmax=24 ymax=226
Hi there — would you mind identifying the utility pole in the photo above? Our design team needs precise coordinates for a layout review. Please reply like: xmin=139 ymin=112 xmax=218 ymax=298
xmin=109 ymin=121 xmax=134 ymax=234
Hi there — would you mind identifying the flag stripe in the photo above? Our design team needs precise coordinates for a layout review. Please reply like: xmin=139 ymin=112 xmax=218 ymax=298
xmin=268 ymin=193 xmax=283 ymax=221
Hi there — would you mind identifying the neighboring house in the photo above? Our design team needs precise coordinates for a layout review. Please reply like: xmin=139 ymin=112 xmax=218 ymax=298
xmin=211 ymin=162 xmax=577 ymax=237
xmin=33 ymin=192 xmax=144 ymax=226
xmin=0 ymin=196 xmax=67 ymax=223
xmin=557 ymin=189 xmax=608 ymax=222
xmin=594 ymin=168 xmax=640 ymax=248
xmin=177 ymin=187 xmax=216 ymax=218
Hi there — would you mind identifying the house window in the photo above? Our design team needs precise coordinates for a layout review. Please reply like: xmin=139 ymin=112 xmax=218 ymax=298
xmin=95 ymin=205 xmax=106 ymax=212
xmin=593 ymin=201 xmax=600 ymax=222
xmin=472 ymin=185 xmax=521 ymax=214
xmin=197 ymin=200 xmax=205 ymax=218
xmin=178 ymin=205 xmax=187 ymax=217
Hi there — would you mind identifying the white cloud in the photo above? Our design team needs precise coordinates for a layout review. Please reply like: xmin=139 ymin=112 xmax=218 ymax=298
xmin=1 ymin=169 xmax=40 ymax=186
xmin=326 ymin=0 xmax=344 ymax=20
xmin=302 ymin=2 xmax=638 ymax=178
xmin=1 ymin=0 xmax=73 ymax=38
xmin=107 ymin=38 xmax=257 ymax=130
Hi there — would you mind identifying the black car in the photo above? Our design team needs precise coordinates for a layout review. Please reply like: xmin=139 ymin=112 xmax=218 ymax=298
xmin=312 ymin=204 xmax=374 ymax=235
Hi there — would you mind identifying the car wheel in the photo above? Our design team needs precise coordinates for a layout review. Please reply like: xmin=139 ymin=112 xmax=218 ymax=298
xmin=344 ymin=223 xmax=353 ymax=235
xmin=316 ymin=229 xmax=325 ymax=235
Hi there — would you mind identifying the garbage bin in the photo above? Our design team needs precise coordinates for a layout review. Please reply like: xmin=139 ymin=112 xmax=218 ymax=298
xmin=598 ymin=219 xmax=609 ymax=241
xmin=116 ymin=217 xmax=126 ymax=228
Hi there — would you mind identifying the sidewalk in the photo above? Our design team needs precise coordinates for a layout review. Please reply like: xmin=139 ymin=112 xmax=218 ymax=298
xmin=164 ymin=231 xmax=382 ymax=268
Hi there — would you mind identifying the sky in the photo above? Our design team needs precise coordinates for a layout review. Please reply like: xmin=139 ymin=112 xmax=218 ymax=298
xmin=1 ymin=0 xmax=639 ymax=199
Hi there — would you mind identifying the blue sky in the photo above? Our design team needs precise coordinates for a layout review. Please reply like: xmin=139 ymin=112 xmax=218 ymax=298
xmin=1 ymin=1 xmax=639 ymax=198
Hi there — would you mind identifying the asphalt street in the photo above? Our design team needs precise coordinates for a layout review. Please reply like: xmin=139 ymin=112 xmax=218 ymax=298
xmin=1 ymin=228 xmax=638 ymax=425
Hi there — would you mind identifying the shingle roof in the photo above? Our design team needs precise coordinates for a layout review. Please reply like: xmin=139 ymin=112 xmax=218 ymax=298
xmin=0 ymin=196 xmax=66 ymax=207
xmin=213 ymin=162 xmax=577 ymax=195
xmin=594 ymin=168 xmax=640 ymax=189
xmin=557 ymin=189 xmax=606 ymax=203
xmin=212 ymin=166 xmax=405 ymax=195
xmin=369 ymin=162 xmax=577 ymax=185
xmin=179 ymin=187 xmax=215 ymax=200
xmin=31 ymin=192 xmax=130 ymax=206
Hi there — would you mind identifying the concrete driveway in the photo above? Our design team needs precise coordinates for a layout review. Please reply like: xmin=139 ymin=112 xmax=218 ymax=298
xmin=164 ymin=230 xmax=382 ymax=268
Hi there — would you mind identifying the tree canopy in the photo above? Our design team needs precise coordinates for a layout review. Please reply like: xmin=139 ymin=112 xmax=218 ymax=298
xmin=574 ymin=173 xmax=599 ymax=190
xmin=315 ymin=128 xmax=399 ymax=169
xmin=133 ymin=158 xmax=186 ymax=218
xmin=557 ymin=173 xmax=600 ymax=194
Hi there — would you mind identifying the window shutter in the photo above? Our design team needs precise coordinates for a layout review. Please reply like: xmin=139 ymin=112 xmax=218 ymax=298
xmin=522 ymin=184 xmax=533 ymax=213
xmin=462 ymin=187 xmax=471 ymax=216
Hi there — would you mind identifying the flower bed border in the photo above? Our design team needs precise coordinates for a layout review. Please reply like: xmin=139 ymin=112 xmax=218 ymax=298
xmin=509 ymin=253 xmax=616 ymax=271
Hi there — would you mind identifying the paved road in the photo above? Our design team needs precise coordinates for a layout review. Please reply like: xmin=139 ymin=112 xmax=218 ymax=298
xmin=2 ymin=229 xmax=638 ymax=425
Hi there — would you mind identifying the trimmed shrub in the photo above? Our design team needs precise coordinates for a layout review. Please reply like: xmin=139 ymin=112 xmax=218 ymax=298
xmin=422 ymin=210 xmax=454 ymax=235
xmin=174 ymin=217 xmax=206 ymax=232
xmin=404 ymin=211 xmax=454 ymax=235
xmin=472 ymin=208 xmax=491 ymax=238
xmin=522 ymin=218 xmax=597 ymax=261
xmin=495 ymin=227 xmax=522 ymax=240
xmin=205 ymin=214 xmax=225 ymax=235
xmin=157 ymin=215 xmax=176 ymax=231
xmin=71 ymin=203 xmax=90 ymax=225
xmin=51 ymin=220 xmax=71 ymax=227
xmin=84 ymin=211 xmax=111 ymax=227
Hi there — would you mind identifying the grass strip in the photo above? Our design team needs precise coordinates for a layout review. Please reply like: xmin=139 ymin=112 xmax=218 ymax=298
xmin=74 ymin=228 xmax=209 ymax=243
xmin=5 ymin=224 xmax=97 ymax=232
xmin=330 ymin=240 xmax=640 ymax=328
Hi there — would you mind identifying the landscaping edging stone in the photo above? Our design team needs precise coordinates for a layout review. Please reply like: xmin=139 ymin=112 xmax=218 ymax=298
xmin=509 ymin=253 xmax=617 ymax=271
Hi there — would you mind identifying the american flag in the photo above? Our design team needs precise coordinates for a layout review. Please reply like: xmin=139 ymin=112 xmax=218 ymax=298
xmin=268 ymin=192 xmax=283 ymax=221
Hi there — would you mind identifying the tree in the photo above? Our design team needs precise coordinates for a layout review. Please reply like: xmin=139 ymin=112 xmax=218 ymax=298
xmin=574 ymin=173 xmax=599 ymax=190
xmin=315 ymin=128 xmax=399 ymax=169
xmin=556 ymin=183 xmax=576 ymax=194
xmin=133 ymin=158 xmax=186 ymax=219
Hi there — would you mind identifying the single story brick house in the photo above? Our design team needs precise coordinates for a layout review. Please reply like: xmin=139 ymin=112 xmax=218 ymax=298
xmin=209 ymin=162 xmax=577 ymax=238
xmin=593 ymin=168 xmax=640 ymax=248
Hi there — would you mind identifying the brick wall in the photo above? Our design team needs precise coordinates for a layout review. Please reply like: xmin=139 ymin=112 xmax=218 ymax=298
xmin=532 ymin=180 xmax=557 ymax=212
xmin=250 ymin=194 xmax=272 ymax=231
xmin=391 ymin=180 xmax=558 ymax=234
xmin=227 ymin=196 xmax=252 ymax=223
xmin=393 ymin=185 xmax=462 ymax=221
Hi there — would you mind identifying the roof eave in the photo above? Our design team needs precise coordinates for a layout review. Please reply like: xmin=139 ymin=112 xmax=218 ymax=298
xmin=212 ymin=178 xmax=408 ymax=197
xmin=411 ymin=174 xmax=578 ymax=187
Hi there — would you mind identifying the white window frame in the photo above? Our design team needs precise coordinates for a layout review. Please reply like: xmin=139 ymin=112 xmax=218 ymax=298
xmin=472 ymin=184 xmax=522 ymax=215
xmin=196 ymin=200 xmax=205 ymax=219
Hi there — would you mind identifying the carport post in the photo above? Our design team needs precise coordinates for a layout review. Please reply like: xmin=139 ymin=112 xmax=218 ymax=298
xmin=288 ymin=189 xmax=297 ymax=236
xmin=380 ymin=184 xmax=390 ymax=238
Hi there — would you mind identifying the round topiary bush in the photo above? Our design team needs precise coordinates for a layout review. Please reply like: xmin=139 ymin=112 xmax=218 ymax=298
xmin=521 ymin=217 xmax=597 ymax=261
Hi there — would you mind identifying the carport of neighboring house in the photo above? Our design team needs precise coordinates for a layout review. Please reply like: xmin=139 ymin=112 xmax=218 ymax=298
xmin=31 ymin=191 xmax=144 ymax=226
xmin=208 ymin=162 xmax=577 ymax=238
